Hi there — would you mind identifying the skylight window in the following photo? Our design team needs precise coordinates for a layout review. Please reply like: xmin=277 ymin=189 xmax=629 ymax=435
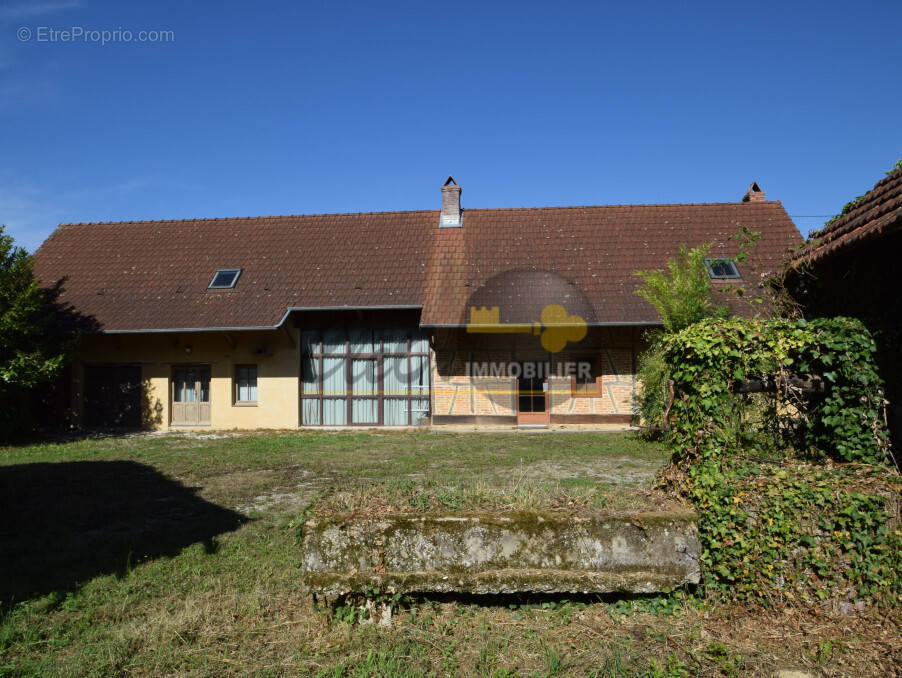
xmin=705 ymin=258 xmax=741 ymax=279
xmin=208 ymin=268 xmax=242 ymax=289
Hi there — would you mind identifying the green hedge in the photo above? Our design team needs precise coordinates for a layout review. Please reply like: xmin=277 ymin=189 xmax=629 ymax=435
xmin=688 ymin=460 xmax=901 ymax=605
xmin=661 ymin=316 xmax=891 ymax=466
xmin=655 ymin=316 xmax=900 ymax=605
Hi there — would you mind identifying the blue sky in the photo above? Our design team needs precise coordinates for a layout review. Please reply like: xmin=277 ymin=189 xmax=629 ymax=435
xmin=1 ymin=0 xmax=900 ymax=252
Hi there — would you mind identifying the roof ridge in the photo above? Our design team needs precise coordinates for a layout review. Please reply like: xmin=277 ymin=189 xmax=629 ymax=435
xmin=471 ymin=200 xmax=784 ymax=211
xmin=55 ymin=200 xmax=786 ymax=228
xmin=792 ymin=167 xmax=902 ymax=264
xmin=56 ymin=209 xmax=440 ymax=227
xmin=808 ymin=168 xmax=902 ymax=241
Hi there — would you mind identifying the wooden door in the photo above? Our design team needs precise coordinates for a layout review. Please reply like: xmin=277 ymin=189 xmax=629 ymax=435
xmin=171 ymin=366 xmax=211 ymax=426
xmin=516 ymin=364 xmax=548 ymax=427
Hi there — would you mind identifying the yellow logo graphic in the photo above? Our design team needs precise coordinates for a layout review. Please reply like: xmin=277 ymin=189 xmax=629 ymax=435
xmin=466 ymin=304 xmax=586 ymax=353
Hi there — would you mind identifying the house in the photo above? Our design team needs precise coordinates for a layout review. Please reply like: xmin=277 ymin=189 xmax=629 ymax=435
xmin=33 ymin=178 xmax=802 ymax=430
xmin=786 ymin=165 xmax=902 ymax=457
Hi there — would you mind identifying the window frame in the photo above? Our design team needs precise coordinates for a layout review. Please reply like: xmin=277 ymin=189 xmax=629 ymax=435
xmin=704 ymin=257 xmax=741 ymax=280
xmin=207 ymin=268 xmax=243 ymax=290
xmin=233 ymin=364 xmax=258 ymax=406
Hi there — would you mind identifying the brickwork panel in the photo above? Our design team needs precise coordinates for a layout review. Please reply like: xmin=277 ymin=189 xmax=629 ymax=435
xmin=433 ymin=337 xmax=639 ymax=419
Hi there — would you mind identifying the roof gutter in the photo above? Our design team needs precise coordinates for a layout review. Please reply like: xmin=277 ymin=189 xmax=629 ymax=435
xmin=100 ymin=305 xmax=425 ymax=334
xmin=419 ymin=321 xmax=664 ymax=328
xmin=94 ymin=307 xmax=662 ymax=334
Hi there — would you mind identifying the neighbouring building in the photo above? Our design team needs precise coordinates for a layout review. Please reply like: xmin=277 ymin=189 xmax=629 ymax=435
xmin=33 ymin=178 xmax=802 ymax=430
xmin=786 ymin=165 xmax=902 ymax=459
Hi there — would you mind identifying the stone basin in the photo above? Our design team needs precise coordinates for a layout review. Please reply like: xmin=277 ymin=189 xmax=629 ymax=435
xmin=301 ymin=511 xmax=700 ymax=597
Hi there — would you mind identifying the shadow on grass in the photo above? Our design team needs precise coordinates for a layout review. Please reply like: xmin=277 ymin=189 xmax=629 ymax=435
xmin=0 ymin=460 xmax=247 ymax=610
xmin=327 ymin=590 xmax=696 ymax=610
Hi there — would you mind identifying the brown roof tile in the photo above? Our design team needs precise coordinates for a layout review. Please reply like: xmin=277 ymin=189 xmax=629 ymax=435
xmin=33 ymin=201 xmax=802 ymax=331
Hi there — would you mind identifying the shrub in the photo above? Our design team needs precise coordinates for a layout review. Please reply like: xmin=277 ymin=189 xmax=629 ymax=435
xmin=634 ymin=336 xmax=671 ymax=437
xmin=685 ymin=459 xmax=901 ymax=606
xmin=633 ymin=243 xmax=728 ymax=333
xmin=633 ymin=242 xmax=729 ymax=437
xmin=661 ymin=317 xmax=891 ymax=467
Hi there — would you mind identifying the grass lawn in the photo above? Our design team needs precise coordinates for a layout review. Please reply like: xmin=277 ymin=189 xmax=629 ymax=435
xmin=1 ymin=431 xmax=899 ymax=676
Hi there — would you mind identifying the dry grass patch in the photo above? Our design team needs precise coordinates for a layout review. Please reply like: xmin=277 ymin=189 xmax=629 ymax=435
xmin=310 ymin=475 xmax=683 ymax=519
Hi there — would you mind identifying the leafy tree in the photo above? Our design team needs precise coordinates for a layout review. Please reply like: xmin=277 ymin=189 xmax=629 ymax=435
xmin=0 ymin=225 xmax=71 ymax=438
xmin=633 ymin=242 xmax=725 ymax=332
xmin=633 ymin=243 xmax=728 ymax=435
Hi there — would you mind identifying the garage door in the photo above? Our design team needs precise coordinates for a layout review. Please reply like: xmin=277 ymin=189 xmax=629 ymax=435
xmin=83 ymin=365 xmax=142 ymax=429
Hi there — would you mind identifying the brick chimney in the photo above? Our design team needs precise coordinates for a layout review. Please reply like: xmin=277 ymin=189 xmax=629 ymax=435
xmin=742 ymin=182 xmax=765 ymax=202
xmin=440 ymin=176 xmax=462 ymax=227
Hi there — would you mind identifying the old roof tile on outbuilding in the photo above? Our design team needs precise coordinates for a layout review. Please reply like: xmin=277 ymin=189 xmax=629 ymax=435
xmin=791 ymin=167 xmax=902 ymax=266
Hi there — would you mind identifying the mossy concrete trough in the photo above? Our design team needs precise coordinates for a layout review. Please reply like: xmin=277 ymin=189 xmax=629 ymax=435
xmin=301 ymin=511 xmax=700 ymax=596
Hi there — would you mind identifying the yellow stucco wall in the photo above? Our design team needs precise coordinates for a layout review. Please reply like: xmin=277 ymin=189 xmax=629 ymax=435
xmin=72 ymin=325 xmax=643 ymax=429
xmin=75 ymin=329 xmax=300 ymax=430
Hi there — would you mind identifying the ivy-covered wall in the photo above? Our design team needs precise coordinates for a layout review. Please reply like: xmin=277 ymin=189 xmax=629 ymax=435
xmin=686 ymin=459 xmax=901 ymax=605
xmin=661 ymin=316 xmax=891 ymax=466
xmin=655 ymin=315 xmax=900 ymax=605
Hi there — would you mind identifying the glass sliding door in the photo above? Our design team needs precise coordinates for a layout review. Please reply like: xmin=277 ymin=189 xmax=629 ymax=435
xmin=301 ymin=343 xmax=321 ymax=425
xmin=382 ymin=355 xmax=408 ymax=425
xmin=322 ymin=399 xmax=347 ymax=426
xmin=351 ymin=358 xmax=377 ymax=424
xmin=300 ymin=328 xmax=430 ymax=426
xmin=323 ymin=358 xmax=347 ymax=396
xmin=383 ymin=398 xmax=408 ymax=426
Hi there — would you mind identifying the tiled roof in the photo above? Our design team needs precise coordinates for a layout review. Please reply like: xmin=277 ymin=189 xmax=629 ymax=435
xmin=33 ymin=201 xmax=802 ymax=331
xmin=792 ymin=168 xmax=902 ymax=266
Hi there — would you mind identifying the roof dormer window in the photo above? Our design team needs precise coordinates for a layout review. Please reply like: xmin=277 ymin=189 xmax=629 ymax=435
xmin=705 ymin=258 xmax=740 ymax=279
xmin=208 ymin=268 xmax=242 ymax=289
